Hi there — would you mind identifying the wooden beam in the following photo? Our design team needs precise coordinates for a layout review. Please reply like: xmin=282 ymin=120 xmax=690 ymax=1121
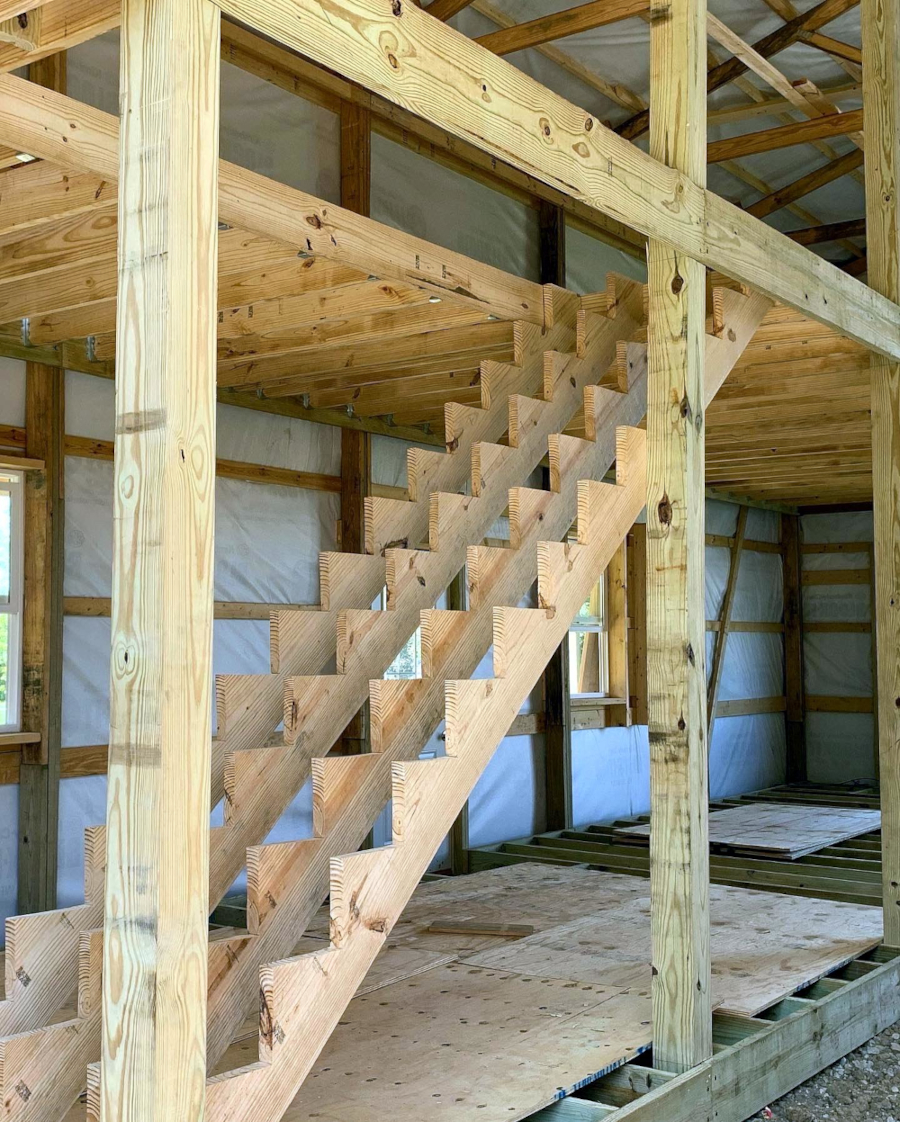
xmin=706 ymin=108 xmax=864 ymax=163
xmin=626 ymin=523 xmax=648 ymax=725
xmin=646 ymin=0 xmax=711 ymax=1075
xmin=340 ymin=101 xmax=371 ymax=219
xmin=0 ymin=74 xmax=545 ymax=326
xmin=0 ymin=4 xmax=41 ymax=50
xmin=747 ymin=150 xmax=865 ymax=220
xmin=205 ymin=0 xmax=900 ymax=359
xmin=781 ymin=514 xmax=806 ymax=783
xmin=707 ymin=505 xmax=748 ymax=749
xmin=447 ymin=566 xmax=470 ymax=874
xmin=0 ymin=0 xmax=119 ymax=74
xmin=474 ymin=0 xmax=648 ymax=57
xmin=539 ymin=208 xmax=572 ymax=835
xmin=15 ymin=52 xmax=66 ymax=918
xmin=617 ymin=0 xmax=860 ymax=141
xmin=607 ymin=537 xmax=630 ymax=727
xmin=799 ymin=29 xmax=863 ymax=66
xmin=426 ymin=0 xmax=474 ymax=20
xmin=862 ymin=0 xmax=900 ymax=949
xmin=788 ymin=217 xmax=866 ymax=246
xmin=98 ymin=0 xmax=219 ymax=1119
xmin=16 ymin=360 xmax=63 ymax=914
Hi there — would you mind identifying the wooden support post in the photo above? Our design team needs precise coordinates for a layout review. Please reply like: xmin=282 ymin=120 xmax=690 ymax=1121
xmin=339 ymin=426 xmax=371 ymax=758
xmin=16 ymin=51 xmax=66 ymax=915
xmin=862 ymin=0 xmax=900 ymax=946
xmin=607 ymin=538 xmax=631 ymax=727
xmin=707 ymin=505 xmax=748 ymax=748
xmin=100 ymin=1 xmax=220 ymax=1119
xmin=626 ymin=523 xmax=649 ymax=725
xmin=869 ymin=540 xmax=879 ymax=784
xmin=539 ymin=202 xmax=573 ymax=832
xmin=781 ymin=513 xmax=807 ymax=784
xmin=447 ymin=566 xmax=470 ymax=873
xmin=646 ymin=0 xmax=712 ymax=1075
xmin=338 ymin=99 xmax=373 ymax=766
xmin=16 ymin=361 xmax=63 ymax=914
xmin=340 ymin=101 xmax=371 ymax=218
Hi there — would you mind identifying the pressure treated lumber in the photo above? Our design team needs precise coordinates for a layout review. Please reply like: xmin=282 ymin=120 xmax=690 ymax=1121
xmin=0 ymin=283 xmax=611 ymax=1122
xmin=706 ymin=109 xmax=864 ymax=164
xmin=0 ymin=0 xmax=119 ymax=72
xmin=862 ymin=0 xmax=900 ymax=947
xmin=99 ymin=1 xmax=219 ymax=1120
xmin=209 ymin=0 xmax=900 ymax=360
xmin=16 ymin=361 xmax=63 ymax=915
xmin=706 ymin=506 xmax=748 ymax=748
xmin=782 ymin=514 xmax=806 ymax=783
xmin=747 ymin=150 xmax=865 ymax=220
xmin=645 ymin=0 xmax=711 ymax=1076
xmin=616 ymin=0 xmax=861 ymax=140
xmin=0 ymin=73 xmax=544 ymax=326
xmin=200 ymin=286 xmax=764 ymax=1115
xmin=474 ymin=0 xmax=648 ymax=57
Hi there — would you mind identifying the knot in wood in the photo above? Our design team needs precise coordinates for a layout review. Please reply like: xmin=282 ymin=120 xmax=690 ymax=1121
xmin=671 ymin=271 xmax=684 ymax=295
xmin=657 ymin=493 xmax=672 ymax=526
xmin=391 ymin=0 xmax=402 ymax=14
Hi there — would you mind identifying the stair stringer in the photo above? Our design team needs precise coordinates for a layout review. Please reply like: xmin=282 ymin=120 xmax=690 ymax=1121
xmin=203 ymin=427 xmax=648 ymax=1120
xmin=0 ymin=280 xmax=640 ymax=1122
xmin=197 ymin=290 xmax=774 ymax=1121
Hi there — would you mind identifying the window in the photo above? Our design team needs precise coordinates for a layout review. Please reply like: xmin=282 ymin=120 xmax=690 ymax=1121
xmin=0 ymin=470 xmax=24 ymax=732
xmin=380 ymin=588 xmax=422 ymax=679
xmin=569 ymin=574 xmax=609 ymax=699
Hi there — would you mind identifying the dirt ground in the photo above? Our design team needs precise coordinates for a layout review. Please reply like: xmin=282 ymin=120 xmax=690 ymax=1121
xmin=751 ymin=1019 xmax=900 ymax=1122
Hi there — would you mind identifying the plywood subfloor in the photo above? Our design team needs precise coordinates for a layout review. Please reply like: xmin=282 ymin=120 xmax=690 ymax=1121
xmin=216 ymin=865 xmax=881 ymax=1122
xmin=616 ymin=802 xmax=882 ymax=859
xmin=464 ymin=881 xmax=882 ymax=1016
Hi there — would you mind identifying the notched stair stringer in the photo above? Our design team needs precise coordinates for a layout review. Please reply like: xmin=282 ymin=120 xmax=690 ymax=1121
xmin=0 ymin=277 xmax=646 ymax=1122
xmin=197 ymin=287 xmax=772 ymax=1122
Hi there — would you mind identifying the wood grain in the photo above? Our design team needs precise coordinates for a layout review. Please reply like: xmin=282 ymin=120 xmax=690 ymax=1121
xmin=645 ymin=0 xmax=711 ymax=1075
xmin=99 ymin=1 xmax=219 ymax=1119
xmin=862 ymin=0 xmax=900 ymax=946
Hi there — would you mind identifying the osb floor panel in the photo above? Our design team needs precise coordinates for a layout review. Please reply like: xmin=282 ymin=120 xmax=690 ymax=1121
xmin=617 ymin=802 xmax=882 ymax=859
xmin=216 ymin=865 xmax=881 ymax=1122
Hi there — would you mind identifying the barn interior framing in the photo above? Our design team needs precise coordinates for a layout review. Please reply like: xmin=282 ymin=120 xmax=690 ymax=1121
xmin=0 ymin=0 xmax=898 ymax=1120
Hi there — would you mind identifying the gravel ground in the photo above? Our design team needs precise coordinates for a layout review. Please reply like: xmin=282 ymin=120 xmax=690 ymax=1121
xmin=750 ymin=1020 xmax=900 ymax=1122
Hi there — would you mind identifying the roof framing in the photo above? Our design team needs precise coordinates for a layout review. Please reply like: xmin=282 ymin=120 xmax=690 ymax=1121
xmin=207 ymin=0 xmax=900 ymax=360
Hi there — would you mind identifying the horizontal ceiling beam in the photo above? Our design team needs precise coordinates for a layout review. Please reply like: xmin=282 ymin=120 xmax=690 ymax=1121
xmin=788 ymin=217 xmax=866 ymax=246
xmin=707 ymin=108 xmax=864 ymax=162
xmin=211 ymin=0 xmax=900 ymax=360
xmin=0 ymin=73 xmax=544 ymax=327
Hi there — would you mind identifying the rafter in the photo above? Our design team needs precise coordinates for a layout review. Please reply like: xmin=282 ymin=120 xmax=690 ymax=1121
xmin=707 ymin=108 xmax=863 ymax=162
xmin=617 ymin=0 xmax=861 ymax=140
xmin=747 ymin=149 xmax=865 ymax=219
xmin=474 ymin=0 xmax=648 ymax=57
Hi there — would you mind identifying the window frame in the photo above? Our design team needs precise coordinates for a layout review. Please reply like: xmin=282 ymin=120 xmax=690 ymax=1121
xmin=568 ymin=569 xmax=610 ymax=700
xmin=0 ymin=469 xmax=25 ymax=733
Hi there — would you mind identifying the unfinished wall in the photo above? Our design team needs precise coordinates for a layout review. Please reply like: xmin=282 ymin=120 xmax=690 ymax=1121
xmin=801 ymin=510 xmax=876 ymax=784
xmin=571 ymin=501 xmax=786 ymax=829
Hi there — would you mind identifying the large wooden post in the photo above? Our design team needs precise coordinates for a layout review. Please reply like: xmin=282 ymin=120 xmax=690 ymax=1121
xmin=16 ymin=53 xmax=67 ymax=916
xmin=646 ymin=0 xmax=712 ymax=1075
xmin=539 ymin=200 xmax=574 ymax=832
xmin=781 ymin=513 xmax=807 ymax=784
xmin=862 ymin=0 xmax=900 ymax=947
xmin=100 ymin=1 xmax=220 ymax=1119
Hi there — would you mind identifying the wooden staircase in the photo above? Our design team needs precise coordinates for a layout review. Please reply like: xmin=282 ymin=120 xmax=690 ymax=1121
xmin=0 ymin=274 xmax=651 ymax=1122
